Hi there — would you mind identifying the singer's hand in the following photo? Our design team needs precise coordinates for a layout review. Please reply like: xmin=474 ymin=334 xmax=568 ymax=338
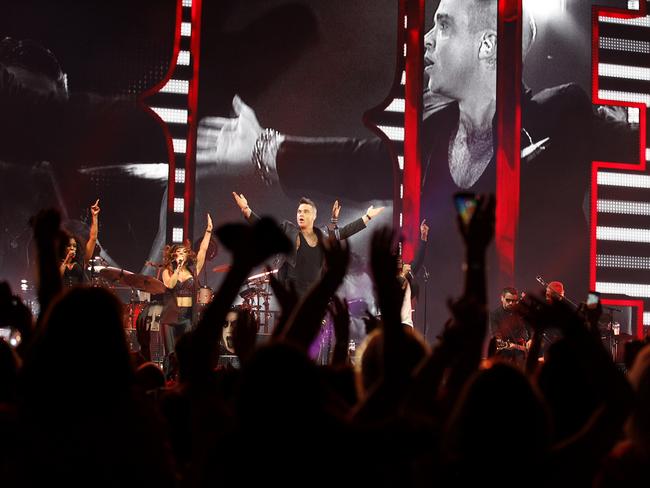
xmin=232 ymin=192 xmax=249 ymax=211
xmin=366 ymin=205 xmax=385 ymax=220
xmin=420 ymin=219 xmax=429 ymax=242
xmin=331 ymin=200 xmax=341 ymax=220
xmin=90 ymin=199 xmax=100 ymax=218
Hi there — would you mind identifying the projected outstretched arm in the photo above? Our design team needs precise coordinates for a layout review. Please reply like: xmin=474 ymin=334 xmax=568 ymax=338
xmin=199 ymin=96 xmax=394 ymax=202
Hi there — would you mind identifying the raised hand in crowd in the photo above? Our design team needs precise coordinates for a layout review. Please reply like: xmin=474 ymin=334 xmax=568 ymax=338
xmin=189 ymin=217 xmax=291 ymax=384
xmin=370 ymin=227 xmax=407 ymax=375
xmin=512 ymin=289 xmax=633 ymax=486
xmin=432 ymin=194 xmax=495 ymax=412
xmin=329 ymin=296 xmax=351 ymax=367
xmin=30 ymin=208 xmax=65 ymax=320
xmin=457 ymin=193 xmax=495 ymax=303
xmin=352 ymin=227 xmax=415 ymax=423
xmin=0 ymin=281 xmax=33 ymax=359
xmin=268 ymin=268 xmax=298 ymax=339
xmin=232 ymin=308 xmax=259 ymax=364
xmin=362 ymin=309 xmax=380 ymax=335
xmin=218 ymin=215 xmax=290 ymax=268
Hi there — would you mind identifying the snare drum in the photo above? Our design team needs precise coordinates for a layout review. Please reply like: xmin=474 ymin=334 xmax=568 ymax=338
xmin=197 ymin=286 xmax=214 ymax=305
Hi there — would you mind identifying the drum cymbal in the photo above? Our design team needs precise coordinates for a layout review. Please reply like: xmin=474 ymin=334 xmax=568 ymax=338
xmin=99 ymin=267 xmax=133 ymax=282
xmin=123 ymin=274 xmax=166 ymax=294
xmin=99 ymin=267 xmax=166 ymax=294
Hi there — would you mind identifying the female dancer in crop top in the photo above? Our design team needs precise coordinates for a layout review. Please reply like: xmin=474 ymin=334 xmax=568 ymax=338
xmin=161 ymin=213 xmax=213 ymax=358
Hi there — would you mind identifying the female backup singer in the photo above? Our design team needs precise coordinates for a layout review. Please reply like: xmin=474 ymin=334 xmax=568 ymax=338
xmin=59 ymin=199 xmax=101 ymax=287
xmin=160 ymin=213 xmax=213 ymax=358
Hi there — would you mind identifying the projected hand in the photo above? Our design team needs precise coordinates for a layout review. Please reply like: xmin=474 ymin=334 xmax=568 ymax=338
xmin=366 ymin=205 xmax=385 ymax=220
xmin=331 ymin=200 xmax=341 ymax=220
xmin=232 ymin=192 xmax=252 ymax=218
xmin=197 ymin=94 xmax=262 ymax=167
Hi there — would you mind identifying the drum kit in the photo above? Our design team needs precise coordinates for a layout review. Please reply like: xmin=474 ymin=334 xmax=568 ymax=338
xmin=90 ymin=254 xmax=278 ymax=330
xmin=237 ymin=269 xmax=276 ymax=333
xmin=86 ymin=258 xmax=168 ymax=364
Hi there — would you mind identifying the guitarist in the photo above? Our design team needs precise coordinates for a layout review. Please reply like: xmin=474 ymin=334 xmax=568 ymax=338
xmin=488 ymin=287 xmax=531 ymax=366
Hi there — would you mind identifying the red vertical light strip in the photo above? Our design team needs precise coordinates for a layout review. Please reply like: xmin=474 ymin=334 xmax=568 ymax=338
xmin=495 ymin=0 xmax=522 ymax=288
xmin=138 ymin=0 xmax=183 ymax=219
xmin=363 ymin=0 xmax=407 ymax=237
xmin=185 ymin=0 xmax=203 ymax=242
xmin=402 ymin=0 xmax=425 ymax=263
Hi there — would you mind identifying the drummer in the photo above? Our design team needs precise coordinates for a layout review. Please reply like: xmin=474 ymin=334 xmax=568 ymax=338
xmin=160 ymin=213 xmax=213 ymax=360
xmin=59 ymin=199 xmax=101 ymax=287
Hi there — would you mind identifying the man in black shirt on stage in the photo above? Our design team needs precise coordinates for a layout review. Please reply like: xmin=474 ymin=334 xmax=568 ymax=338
xmin=232 ymin=192 xmax=384 ymax=296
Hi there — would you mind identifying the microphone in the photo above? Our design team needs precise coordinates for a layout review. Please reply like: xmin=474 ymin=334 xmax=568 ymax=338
xmin=535 ymin=275 xmax=547 ymax=287
xmin=521 ymin=137 xmax=551 ymax=163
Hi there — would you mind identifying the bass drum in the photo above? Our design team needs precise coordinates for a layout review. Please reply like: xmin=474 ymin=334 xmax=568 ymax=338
xmin=135 ymin=303 xmax=165 ymax=368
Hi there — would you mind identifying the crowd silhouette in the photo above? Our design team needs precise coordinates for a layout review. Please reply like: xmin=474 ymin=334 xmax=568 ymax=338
xmin=0 ymin=195 xmax=648 ymax=487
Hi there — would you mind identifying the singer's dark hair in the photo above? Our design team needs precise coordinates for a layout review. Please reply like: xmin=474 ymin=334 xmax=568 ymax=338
xmin=58 ymin=232 xmax=85 ymax=267
xmin=163 ymin=240 xmax=196 ymax=270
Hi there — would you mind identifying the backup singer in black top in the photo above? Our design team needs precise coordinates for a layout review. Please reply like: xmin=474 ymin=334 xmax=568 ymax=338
xmin=59 ymin=199 xmax=100 ymax=287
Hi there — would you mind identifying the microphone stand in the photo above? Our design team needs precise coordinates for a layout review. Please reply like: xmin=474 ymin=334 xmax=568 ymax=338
xmin=535 ymin=275 xmax=579 ymax=309
xmin=422 ymin=265 xmax=430 ymax=340
xmin=89 ymin=258 xmax=96 ymax=286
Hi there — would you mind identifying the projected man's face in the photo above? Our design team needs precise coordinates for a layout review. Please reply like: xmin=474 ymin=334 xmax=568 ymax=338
xmin=424 ymin=0 xmax=482 ymax=99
